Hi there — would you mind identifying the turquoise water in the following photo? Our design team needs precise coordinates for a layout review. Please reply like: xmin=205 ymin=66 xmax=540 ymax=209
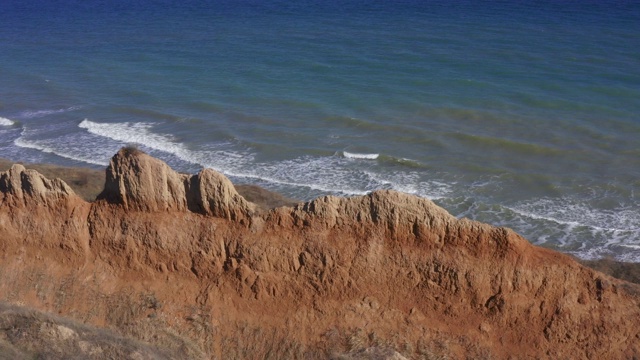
xmin=1 ymin=1 xmax=639 ymax=260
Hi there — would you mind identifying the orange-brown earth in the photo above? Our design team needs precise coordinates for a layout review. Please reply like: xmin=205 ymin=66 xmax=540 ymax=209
xmin=0 ymin=148 xmax=639 ymax=359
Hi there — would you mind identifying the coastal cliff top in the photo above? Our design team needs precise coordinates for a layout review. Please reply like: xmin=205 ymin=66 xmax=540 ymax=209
xmin=0 ymin=149 xmax=639 ymax=359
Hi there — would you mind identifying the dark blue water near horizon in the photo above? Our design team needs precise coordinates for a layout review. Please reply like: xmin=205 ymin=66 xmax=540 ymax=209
xmin=1 ymin=0 xmax=639 ymax=260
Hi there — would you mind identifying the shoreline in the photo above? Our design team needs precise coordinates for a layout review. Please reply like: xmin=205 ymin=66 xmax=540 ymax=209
xmin=1 ymin=157 xmax=639 ymax=284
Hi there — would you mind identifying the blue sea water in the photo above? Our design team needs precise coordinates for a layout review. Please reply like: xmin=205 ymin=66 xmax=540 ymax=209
xmin=1 ymin=0 xmax=639 ymax=260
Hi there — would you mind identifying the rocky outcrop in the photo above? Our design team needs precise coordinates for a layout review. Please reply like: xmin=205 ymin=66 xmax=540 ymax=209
xmin=98 ymin=147 xmax=189 ymax=212
xmin=0 ymin=149 xmax=639 ymax=359
xmin=0 ymin=164 xmax=75 ymax=207
xmin=99 ymin=147 xmax=254 ymax=220
xmin=269 ymin=190 xmax=475 ymax=245
xmin=185 ymin=168 xmax=255 ymax=221
xmin=0 ymin=163 xmax=90 ymax=259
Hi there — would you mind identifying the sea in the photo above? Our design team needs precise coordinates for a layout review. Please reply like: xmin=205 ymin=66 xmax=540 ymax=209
xmin=0 ymin=0 xmax=638 ymax=261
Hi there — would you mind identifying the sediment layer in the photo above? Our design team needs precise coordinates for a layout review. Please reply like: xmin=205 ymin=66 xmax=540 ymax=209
xmin=0 ymin=149 xmax=638 ymax=359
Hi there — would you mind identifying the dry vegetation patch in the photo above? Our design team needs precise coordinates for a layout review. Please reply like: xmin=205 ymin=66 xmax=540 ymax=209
xmin=0 ymin=301 xmax=178 ymax=360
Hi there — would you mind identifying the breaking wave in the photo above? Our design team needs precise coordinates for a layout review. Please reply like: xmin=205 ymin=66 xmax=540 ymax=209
xmin=0 ymin=117 xmax=15 ymax=126
xmin=342 ymin=151 xmax=379 ymax=160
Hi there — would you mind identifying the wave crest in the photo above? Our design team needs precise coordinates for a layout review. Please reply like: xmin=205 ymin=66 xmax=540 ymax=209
xmin=0 ymin=117 xmax=15 ymax=126
xmin=79 ymin=119 xmax=186 ymax=156
xmin=342 ymin=151 xmax=379 ymax=160
xmin=20 ymin=106 xmax=80 ymax=119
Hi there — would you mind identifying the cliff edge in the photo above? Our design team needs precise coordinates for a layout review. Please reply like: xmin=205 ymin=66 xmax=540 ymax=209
xmin=0 ymin=149 xmax=638 ymax=359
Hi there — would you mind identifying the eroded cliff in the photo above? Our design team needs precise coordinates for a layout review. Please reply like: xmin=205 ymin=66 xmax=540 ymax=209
xmin=0 ymin=149 xmax=638 ymax=359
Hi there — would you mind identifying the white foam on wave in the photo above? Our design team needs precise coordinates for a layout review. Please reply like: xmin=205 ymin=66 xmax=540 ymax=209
xmin=363 ymin=170 xmax=452 ymax=200
xmin=74 ymin=119 xmax=446 ymax=201
xmin=0 ymin=117 xmax=15 ymax=126
xmin=77 ymin=119 xmax=376 ymax=197
xmin=79 ymin=119 xmax=256 ymax=173
xmin=508 ymin=198 xmax=639 ymax=233
xmin=566 ymin=244 xmax=640 ymax=262
xmin=14 ymin=131 xmax=109 ymax=166
xmin=240 ymin=156 xmax=373 ymax=197
xmin=20 ymin=106 xmax=81 ymax=119
xmin=229 ymin=170 xmax=368 ymax=197
xmin=343 ymin=151 xmax=379 ymax=160
xmin=216 ymin=153 xmax=449 ymax=200
xmin=506 ymin=205 xmax=582 ymax=228
xmin=227 ymin=155 xmax=451 ymax=201
xmin=79 ymin=119 xmax=186 ymax=156
xmin=505 ymin=197 xmax=640 ymax=259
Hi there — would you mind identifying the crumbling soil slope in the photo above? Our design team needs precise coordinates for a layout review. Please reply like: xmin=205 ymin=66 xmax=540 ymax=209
xmin=0 ymin=149 xmax=639 ymax=359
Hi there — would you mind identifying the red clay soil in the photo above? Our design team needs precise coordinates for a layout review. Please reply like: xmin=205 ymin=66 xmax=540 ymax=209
xmin=0 ymin=148 xmax=638 ymax=359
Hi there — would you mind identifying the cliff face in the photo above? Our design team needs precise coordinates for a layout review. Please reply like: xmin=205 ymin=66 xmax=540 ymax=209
xmin=0 ymin=149 xmax=638 ymax=359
